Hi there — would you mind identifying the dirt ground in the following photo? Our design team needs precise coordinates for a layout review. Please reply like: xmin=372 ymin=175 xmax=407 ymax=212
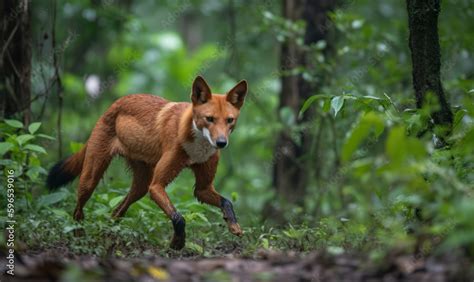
xmin=1 ymin=249 xmax=473 ymax=282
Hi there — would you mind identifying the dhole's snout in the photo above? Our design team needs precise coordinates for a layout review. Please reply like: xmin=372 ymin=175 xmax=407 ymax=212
xmin=216 ymin=136 xmax=227 ymax=148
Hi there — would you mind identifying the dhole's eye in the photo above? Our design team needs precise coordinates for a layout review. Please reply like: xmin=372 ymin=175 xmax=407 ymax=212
xmin=205 ymin=116 xmax=215 ymax=123
xmin=226 ymin=117 xmax=234 ymax=124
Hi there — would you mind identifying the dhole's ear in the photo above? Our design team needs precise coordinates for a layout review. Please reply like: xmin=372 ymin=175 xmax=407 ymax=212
xmin=226 ymin=80 xmax=248 ymax=109
xmin=191 ymin=76 xmax=212 ymax=105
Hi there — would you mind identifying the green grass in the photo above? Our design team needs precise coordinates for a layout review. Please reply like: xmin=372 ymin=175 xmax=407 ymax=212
xmin=14 ymin=181 xmax=403 ymax=260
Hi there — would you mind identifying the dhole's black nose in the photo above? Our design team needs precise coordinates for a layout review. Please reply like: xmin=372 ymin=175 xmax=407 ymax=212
xmin=216 ymin=138 xmax=227 ymax=148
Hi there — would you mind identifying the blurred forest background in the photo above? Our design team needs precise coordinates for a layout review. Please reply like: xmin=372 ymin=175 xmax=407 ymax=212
xmin=1 ymin=0 xmax=474 ymax=280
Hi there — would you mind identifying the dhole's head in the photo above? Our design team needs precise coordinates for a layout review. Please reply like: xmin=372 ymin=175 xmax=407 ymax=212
xmin=191 ymin=76 xmax=248 ymax=149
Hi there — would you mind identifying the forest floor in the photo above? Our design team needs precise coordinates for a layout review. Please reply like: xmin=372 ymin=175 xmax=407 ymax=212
xmin=1 ymin=248 xmax=472 ymax=281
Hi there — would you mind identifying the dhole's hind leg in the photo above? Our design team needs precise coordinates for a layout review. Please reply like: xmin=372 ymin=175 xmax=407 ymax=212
xmin=73 ymin=127 xmax=114 ymax=221
xmin=112 ymin=160 xmax=153 ymax=218
xmin=73 ymin=154 xmax=112 ymax=221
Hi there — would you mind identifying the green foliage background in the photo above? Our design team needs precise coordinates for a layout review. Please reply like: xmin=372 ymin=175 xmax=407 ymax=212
xmin=1 ymin=0 xmax=473 ymax=262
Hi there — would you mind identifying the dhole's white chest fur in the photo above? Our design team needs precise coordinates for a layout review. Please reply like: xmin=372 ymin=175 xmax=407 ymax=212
xmin=182 ymin=121 xmax=217 ymax=164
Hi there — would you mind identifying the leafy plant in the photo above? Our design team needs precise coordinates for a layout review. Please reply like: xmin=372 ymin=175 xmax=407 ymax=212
xmin=0 ymin=119 xmax=54 ymax=209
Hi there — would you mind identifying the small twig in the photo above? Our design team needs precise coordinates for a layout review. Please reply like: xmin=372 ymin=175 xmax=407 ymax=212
xmin=5 ymin=80 xmax=20 ymax=109
xmin=312 ymin=114 xmax=325 ymax=185
xmin=15 ymin=93 xmax=47 ymax=114
xmin=6 ymin=50 xmax=21 ymax=78
xmin=38 ymin=78 xmax=56 ymax=121
xmin=0 ymin=22 xmax=19 ymax=61
xmin=329 ymin=116 xmax=340 ymax=170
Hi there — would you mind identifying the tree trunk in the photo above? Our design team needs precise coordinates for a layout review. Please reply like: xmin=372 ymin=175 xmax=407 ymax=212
xmin=0 ymin=0 xmax=32 ymax=125
xmin=406 ymin=0 xmax=453 ymax=129
xmin=406 ymin=0 xmax=452 ymax=254
xmin=272 ymin=0 xmax=335 ymax=205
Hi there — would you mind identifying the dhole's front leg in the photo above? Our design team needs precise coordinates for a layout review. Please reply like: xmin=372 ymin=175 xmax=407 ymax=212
xmin=149 ymin=151 xmax=187 ymax=250
xmin=191 ymin=154 xmax=243 ymax=236
xmin=194 ymin=185 xmax=243 ymax=236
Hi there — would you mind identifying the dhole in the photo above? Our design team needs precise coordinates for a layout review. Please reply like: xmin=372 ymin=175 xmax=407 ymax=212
xmin=46 ymin=76 xmax=247 ymax=250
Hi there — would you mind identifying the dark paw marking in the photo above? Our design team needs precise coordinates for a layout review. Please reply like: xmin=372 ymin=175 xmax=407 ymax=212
xmin=170 ymin=234 xmax=186 ymax=250
xmin=73 ymin=209 xmax=84 ymax=221
xmin=171 ymin=212 xmax=186 ymax=235
xmin=170 ymin=212 xmax=186 ymax=250
xmin=220 ymin=197 xmax=237 ymax=223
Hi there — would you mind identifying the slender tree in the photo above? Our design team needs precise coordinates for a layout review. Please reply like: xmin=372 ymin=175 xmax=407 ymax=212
xmin=407 ymin=0 xmax=453 ymax=254
xmin=0 ymin=0 xmax=32 ymax=125
xmin=407 ymin=0 xmax=453 ymax=130
xmin=272 ymin=0 xmax=335 ymax=205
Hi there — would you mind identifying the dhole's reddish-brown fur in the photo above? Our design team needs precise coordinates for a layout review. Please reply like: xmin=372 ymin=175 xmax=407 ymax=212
xmin=46 ymin=76 xmax=247 ymax=250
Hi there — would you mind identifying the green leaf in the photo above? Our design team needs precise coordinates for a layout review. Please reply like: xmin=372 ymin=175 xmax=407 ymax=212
xmin=38 ymin=191 xmax=69 ymax=206
xmin=4 ymin=119 xmax=23 ymax=128
xmin=50 ymin=208 xmax=70 ymax=218
xmin=0 ymin=159 xmax=14 ymax=166
xmin=109 ymin=196 xmax=125 ymax=208
xmin=331 ymin=96 xmax=344 ymax=117
xmin=28 ymin=122 xmax=42 ymax=134
xmin=26 ymin=166 xmax=47 ymax=180
xmin=341 ymin=112 xmax=384 ymax=162
xmin=283 ymin=228 xmax=304 ymax=239
xmin=137 ymin=200 xmax=155 ymax=211
xmin=453 ymin=109 xmax=467 ymax=129
xmin=386 ymin=126 xmax=426 ymax=163
xmin=300 ymin=94 xmax=330 ymax=115
xmin=70 ymin=141 xmax=85 ymax=153
xmin=341 ymin=117 xmax=371 ymax=162
xmin=386 ymin=126 xmax=406 ymax=164
xmin=383 ymin=93 xmax=397 ymax=107
xmin=231 ymin=191 xmax=239 ymax=202
xmin=23 ymin=144 xmax=47 ymax=154
xmin=37 ymin=133 xmax=56 ymax=140
xmin=63 ymin=225 xmax=80 ymax=233
xmin=322 ymin=98 xmax=331 ymax=113
xmin=186 ymin=242 xmax=203 ymax=253
xmin=362 ymin=95 xmax=382 ymax=101
xmin=300 ymin=95 xmax=319 ymax=115
xmin=16 ymin=134 xmax=35 ymax=146
xmin=0 ymin=142 xmax=14 ymax=155
xmin=93 ymin=207 xmax=109 ymax=216
xmin=364 ymin=112 xmax=385 ymax=138
xmin=191 ymin=212 xmax=210 ymax=224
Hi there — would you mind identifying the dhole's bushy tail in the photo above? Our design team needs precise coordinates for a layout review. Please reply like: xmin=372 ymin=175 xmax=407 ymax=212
xmin=46 ymin=145 xmax=87 ymax=190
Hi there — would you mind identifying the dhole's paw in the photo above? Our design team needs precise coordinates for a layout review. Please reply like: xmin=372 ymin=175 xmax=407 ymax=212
xmin=170 ymin=235 xmax=185 ymax=250
xmin=228 ymin=223 xmax=243 ymax=236
xmin=73 ymin=209 xmax=84 ymax=221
